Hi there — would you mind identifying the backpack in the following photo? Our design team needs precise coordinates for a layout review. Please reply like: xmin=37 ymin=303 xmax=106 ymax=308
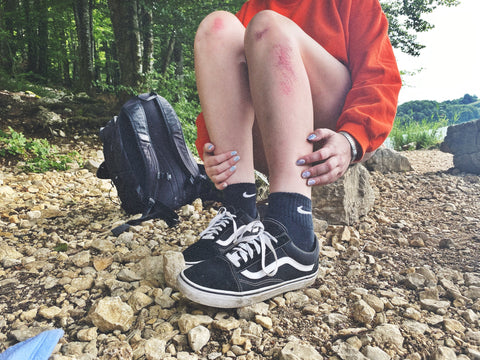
xmin=97 ymin=92 xmax=216 ymax=236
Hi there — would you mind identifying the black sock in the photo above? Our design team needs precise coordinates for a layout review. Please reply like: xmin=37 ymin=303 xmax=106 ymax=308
xmin=223 ymin=183 xmax=258 ymax=218
xmin=266 ymin=192 xmax=314 ymax=251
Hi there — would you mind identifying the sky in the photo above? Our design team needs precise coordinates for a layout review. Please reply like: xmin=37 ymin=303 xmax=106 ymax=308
xmin=394 ymin=0 xmax=480 ymax=104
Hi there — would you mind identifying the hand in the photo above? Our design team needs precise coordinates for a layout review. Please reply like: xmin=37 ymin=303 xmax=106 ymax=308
xmin=203 ymin=143 xmax=240 ymax=189
xmin=296 ymin=128 xmax=353 ymax=186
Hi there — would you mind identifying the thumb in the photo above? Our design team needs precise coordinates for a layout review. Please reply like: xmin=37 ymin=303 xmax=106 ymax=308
xmin=204 ymin=143 xmax=215 ymax=154
xmin=306 ymin=128 xmax=335 ymax=142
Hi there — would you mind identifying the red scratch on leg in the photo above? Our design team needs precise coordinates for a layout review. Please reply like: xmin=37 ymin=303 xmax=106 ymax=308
xmin=255 ymin=28 xmax=269 ymax=41
xmin=273 ymin=44 xmax=295 ymax=95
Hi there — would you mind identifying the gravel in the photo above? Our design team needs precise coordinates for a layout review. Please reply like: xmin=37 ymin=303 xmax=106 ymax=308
xmin=0 ymin=142 xmax=479 ymax=359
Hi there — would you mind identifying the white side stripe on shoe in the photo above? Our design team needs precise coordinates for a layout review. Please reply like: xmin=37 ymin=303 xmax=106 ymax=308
xmin=216 ymin=224 xmax=247 ymax=246
xmin=240 ymin=257 xmax=315 ymax=280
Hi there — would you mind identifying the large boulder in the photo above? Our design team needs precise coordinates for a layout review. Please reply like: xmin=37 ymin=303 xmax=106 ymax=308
xmin=312 ymin=164 xmax=375 ymax=225
xmin=440 ymin=118 xmax=480 ymax=174
xmin=364 ymin=147 xmax=413 ymax=173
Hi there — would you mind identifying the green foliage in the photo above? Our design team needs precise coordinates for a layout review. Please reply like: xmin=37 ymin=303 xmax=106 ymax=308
xmin=0 ymin=127 xmax=82 ymax=172
xmin=155 ymin=64 xmax=201 ymax=155
xmin=0 ymin=69 xmax=62 ymax=98
xmin=396 ymin=94 xmax=480 ymax=126
xmin=381 ymin=0 xmax=459 ymax=56
xmin=53 ymin=243 xmax=68 ymax=252
xmin=389 ymin=116 xmax=448 ymax=151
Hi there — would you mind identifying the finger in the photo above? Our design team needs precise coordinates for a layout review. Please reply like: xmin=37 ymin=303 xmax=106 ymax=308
xmin=210 ymin=165 xmax=237 ymax=189
xmin=206 ymin=154 xmax=240 ymax=177
xmin=297 ymin=145 xmax=334 ymax=166
xmin=204 ymin=150 xmax=238 ymax=167
xmin=204 ymin=143 xmax=215 ymax=154
xmin=297 ymin=130 xmax=337 ymax=166
xmin=306 ymin=170 xmax=343 ymax=186
xmin=306 ymin=128 xmax=335 ymax=143
xmin=302 ymin=157 xmax=349 ymax=186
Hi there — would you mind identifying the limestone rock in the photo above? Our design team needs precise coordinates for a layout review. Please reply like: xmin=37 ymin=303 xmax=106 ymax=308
xmin=440 ymin=118 xmax=480 ymax=174
xmin=237 ymin=302 xmax=269 ymax=320
xmin=38 ymin=106 xmax=64 ymax=127
xmin=163 ymin=251 xmax=185 ymax=289
xmin=87 ymin=296 xmax=134 ymax=332
xmin=372 ymin=324 xmax=404 ymax=348
xmin=128 ymin=291 xmax=153 ymax=313
xmin=131 ymin=256 xmax=165 ymax=287
xmin=332 ymin=341 xmax=368 ymax=360
xmin=420 ymin=299 xmax=450 ymax=313
xmin=431 ymin=346 xmax=457 ymax=360
xmin=144 ymin=338 xmax=166 ymax=360
xmin=177 ymin=314 xmax=213 ymax=334
xmin=351 ymin=300 xmax=376 ymax=325
xmin=312 ymin=164 xmax=375 ymax=225
xmin=188 ymin=325 xmax=210 ymax=352
xmin=364 ymin=147 xmax=413 ymax=173
xmin=362 ymin=345 xmax=391 ymax=360
xmin=0 ymin=242 xmax=22 ymax=261
xmin=280 ymin=340 xmax=323 ymax=360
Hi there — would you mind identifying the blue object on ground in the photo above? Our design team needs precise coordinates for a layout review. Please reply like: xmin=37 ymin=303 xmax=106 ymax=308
xmin=0 ymin=329 xmax=64 ymax=360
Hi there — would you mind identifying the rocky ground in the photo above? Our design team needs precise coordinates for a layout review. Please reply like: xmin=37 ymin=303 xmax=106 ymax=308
xmin=0 ymin=135 xmax=479 ymax=359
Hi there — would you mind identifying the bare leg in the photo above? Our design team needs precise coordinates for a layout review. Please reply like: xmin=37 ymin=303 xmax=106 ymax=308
xmin=245 ymin=11 xmax=351 ymax=195
xmin=194 ymin=11 xmax=255 ymax=184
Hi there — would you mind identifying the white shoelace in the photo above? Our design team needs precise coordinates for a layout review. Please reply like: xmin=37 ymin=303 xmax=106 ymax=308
xmin=199 ymin=207 xmax=237 ymax=240
xmin=226 ymin=221 xmax=279 ymax=277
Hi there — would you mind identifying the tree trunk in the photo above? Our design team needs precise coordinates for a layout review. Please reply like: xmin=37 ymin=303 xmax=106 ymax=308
xmin=107 ymin=0 xmax=142 ymax=89
xmin=23 ymin=0 xmax=37 ymax=73
xmin=173 ymin=40 xmax=184 ymax=76
xmin=140 ymin=0 xmax=153 ymax=75
xmin=161 ymin=32 xmax=176 ymax=75
xmin=73 ymin=0 xmax=94 ymax=94
xmin=60 ymin=29 xmax=71 ymax=87
xmin=37 ymin=0 xmax=48 ymax=77
xmin=1 ymin=0 xmax=16 ymax=73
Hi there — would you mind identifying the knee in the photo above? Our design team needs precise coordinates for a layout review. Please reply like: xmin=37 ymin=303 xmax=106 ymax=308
xmin=195 ymin=11 xmax=242 ymax=48
xmin=244 ymin=10 xmax=295 ymax=49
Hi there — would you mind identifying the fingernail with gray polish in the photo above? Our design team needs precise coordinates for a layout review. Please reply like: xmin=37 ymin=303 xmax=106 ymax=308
xmin=207 ymin=144 xmax=214 ymax=151
xmin=231 ymin=151 xmax=237 ymax=156
xmin=307 ymin=134 xmax=317 ymax=141
xmin=296 ymin=159 xmax=305 ymax=166
xmin=230 ymin=166 xmax=236 ymax=172
xmin=302 ymin=171 xmax=311 ymax=179
xmin=233 ymin=156 xmax=240 ymax=162
xmin=308 ymin=179 xmax=316 ymax=186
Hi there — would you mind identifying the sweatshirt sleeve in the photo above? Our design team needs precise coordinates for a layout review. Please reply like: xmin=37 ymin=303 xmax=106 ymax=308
xmin=336 ymin=0 xmax=402 ymax=159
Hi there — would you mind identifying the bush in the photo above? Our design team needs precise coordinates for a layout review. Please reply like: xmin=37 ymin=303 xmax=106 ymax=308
xmin=389 ymin=116 xmax=448 ymax=151
xmin=0 ymin=127 xmax=82 ymax=172
xmin=156 ymin=65 xmax=201 ymax=156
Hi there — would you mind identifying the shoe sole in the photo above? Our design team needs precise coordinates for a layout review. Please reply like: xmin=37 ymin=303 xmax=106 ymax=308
xmin=177 ymin=269 xmax=318 ymax=308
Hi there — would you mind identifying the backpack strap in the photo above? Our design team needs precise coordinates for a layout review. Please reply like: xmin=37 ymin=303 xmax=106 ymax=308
xmin=150 ymin=94 xmax=201 ymax=180
xmin=111 ymin=199 xmax=179 ymax=236
xmin=137 ymin=92 xmax=159 ymax=102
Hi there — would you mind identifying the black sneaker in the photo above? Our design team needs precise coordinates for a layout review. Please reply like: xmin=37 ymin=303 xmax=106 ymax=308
xmin=177 ymin=218 xmax=319 ymax=308
xmin=182 ymin=207 xmax=257 ymax=267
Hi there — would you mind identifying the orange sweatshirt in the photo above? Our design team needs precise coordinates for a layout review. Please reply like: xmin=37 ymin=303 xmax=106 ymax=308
xmin=195 ymin=0 xmax=402 ymax=160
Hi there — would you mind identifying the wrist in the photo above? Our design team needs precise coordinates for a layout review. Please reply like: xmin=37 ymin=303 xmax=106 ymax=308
xmin=338 ymin=131 xmax=359 ymax=163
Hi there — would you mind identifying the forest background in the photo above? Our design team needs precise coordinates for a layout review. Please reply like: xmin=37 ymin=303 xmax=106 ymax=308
xmin=0 ymin=0 xmax=479 ymax=154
